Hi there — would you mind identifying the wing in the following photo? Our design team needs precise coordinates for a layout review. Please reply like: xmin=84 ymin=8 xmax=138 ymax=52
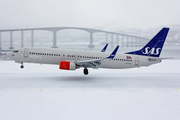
xmin=76 ymin=59 xmax=104 ymax=69
xmin=75 ymin=46 xmax=119 ymax=69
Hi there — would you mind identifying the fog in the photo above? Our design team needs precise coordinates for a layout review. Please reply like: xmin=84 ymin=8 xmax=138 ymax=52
xmin=0 ymin=0 xmax=180 ymax=30
xmin=0 ymin=1 xmax=180 ymax=119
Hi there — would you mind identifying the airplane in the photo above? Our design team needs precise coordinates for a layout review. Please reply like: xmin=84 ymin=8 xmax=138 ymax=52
xmin=6 ymin=27 xmax=170 ymax=75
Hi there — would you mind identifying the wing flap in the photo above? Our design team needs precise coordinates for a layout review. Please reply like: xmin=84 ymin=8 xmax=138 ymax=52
xmin=76 ymin=59 xmax=103 ymax=69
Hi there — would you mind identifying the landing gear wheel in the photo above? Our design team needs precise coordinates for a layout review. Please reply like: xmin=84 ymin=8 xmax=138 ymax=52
xmin=83 ymin=68 xmax=88 ymax=75
xmin=20 ymin=65 xmax=24 ymax=69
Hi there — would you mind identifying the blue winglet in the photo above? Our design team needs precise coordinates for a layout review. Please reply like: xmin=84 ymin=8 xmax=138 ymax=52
xmin=126 ymin=27 xmax=169 ymax=57
xmin=101 ymin=44 xmax=108 ymax=52
xmin=107 ymin=46 xmax=119 ymax=59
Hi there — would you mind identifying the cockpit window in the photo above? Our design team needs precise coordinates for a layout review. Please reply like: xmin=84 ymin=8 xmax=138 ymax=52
xmin=13 ymin=50 xmax=19 ymax=53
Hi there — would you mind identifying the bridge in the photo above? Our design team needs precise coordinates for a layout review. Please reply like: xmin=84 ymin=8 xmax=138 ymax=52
xmin=0 ymin=27 xmax=148 ymax=50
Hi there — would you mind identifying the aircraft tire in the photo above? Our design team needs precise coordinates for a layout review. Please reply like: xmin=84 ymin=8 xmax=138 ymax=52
xmin=84 ymin=68 xmax=88 ymax=75
xmin=20 ymin=65 xmax=24 ymax=69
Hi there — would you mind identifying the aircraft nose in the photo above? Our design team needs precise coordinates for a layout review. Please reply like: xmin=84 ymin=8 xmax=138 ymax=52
xmin=6 ymin=52 xmax=11 ymax=58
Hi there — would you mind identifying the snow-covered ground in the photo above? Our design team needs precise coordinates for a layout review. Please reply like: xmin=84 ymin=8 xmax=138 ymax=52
xmin=0 ymin=60 xmax=180 ymax=120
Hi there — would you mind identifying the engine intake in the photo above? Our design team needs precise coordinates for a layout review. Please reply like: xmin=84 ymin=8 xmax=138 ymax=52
xmin=60 ymin=61 xmax=76 ymax=70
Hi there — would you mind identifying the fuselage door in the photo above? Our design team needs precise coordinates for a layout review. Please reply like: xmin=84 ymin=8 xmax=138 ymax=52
xmin=135 ymin=57 xmax=139 ymax=66
xmin=24 ymin=48 xmax=29 ymax=58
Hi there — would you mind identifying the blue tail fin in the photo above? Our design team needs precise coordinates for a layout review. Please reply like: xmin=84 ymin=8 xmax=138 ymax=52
xmin=126 ymin=27 xmax=169 ymax=57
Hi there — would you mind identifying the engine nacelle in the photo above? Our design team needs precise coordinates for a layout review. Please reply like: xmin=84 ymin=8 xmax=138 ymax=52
xmin=59 ymin=61 xmax=76 ymax=70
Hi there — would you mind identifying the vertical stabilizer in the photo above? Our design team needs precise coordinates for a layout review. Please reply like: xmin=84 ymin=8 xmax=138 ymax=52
xmin=126 ymin=28 xmax=169 ymax=57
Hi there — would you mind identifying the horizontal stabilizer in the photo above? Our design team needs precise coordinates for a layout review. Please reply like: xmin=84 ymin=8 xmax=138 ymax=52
xmin=148 ymin=57 xmax=174 ymax=61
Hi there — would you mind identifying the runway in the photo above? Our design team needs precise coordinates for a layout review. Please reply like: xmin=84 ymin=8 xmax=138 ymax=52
xmin=1 ymin=73 xmax=180 ymax=90
xmin=0 ymin=61 xmax=180 ymax=120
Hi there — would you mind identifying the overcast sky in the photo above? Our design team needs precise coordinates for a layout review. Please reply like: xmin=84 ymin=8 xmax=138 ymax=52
xmin=0 ymin=0 xmax=179 ymax=29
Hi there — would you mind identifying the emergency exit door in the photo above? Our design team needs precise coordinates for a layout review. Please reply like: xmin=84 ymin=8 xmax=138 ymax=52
xmin=24 ymin=48 xmax=28 ymax=58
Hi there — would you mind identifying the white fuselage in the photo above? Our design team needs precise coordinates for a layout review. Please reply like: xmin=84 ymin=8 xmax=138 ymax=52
xmin=6 ymin=47 xmax=161 ymax=69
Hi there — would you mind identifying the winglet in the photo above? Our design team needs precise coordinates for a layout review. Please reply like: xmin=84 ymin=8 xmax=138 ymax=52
xmin=101 ymin=44 xmax=108 ymax=52
xmin=106 ymin=46 xmax=119 ymax=59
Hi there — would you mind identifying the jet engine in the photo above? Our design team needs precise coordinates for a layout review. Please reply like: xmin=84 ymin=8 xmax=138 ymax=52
xmin=59 ymin=61 xmax=76 ymax=70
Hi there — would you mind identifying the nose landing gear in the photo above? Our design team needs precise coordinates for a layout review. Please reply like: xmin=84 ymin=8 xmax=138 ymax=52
xmin=83 ymin=68 xmax=88 ymax=75
xmin=20 ymin=63 xmax=24 ymax=69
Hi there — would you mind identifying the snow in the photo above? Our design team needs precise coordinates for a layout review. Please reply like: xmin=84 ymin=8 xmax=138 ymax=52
xmin=0 ymin=60 xmax=180 ymax=120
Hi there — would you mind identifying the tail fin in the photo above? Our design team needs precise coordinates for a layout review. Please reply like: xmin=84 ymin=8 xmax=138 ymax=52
xmin=126 ymin=27 xmax=169 ymax=57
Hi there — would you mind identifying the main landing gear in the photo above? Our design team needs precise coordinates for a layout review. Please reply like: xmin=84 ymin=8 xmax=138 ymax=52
xmin=20 ymin=63 xmax=24 ymax=69
xmin=83 ymin=68 xmax=88 ymax=75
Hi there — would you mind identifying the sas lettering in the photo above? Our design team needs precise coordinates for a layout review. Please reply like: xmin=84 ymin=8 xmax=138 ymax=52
xmin=143 ymin=47 xmax=161 ymax=55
